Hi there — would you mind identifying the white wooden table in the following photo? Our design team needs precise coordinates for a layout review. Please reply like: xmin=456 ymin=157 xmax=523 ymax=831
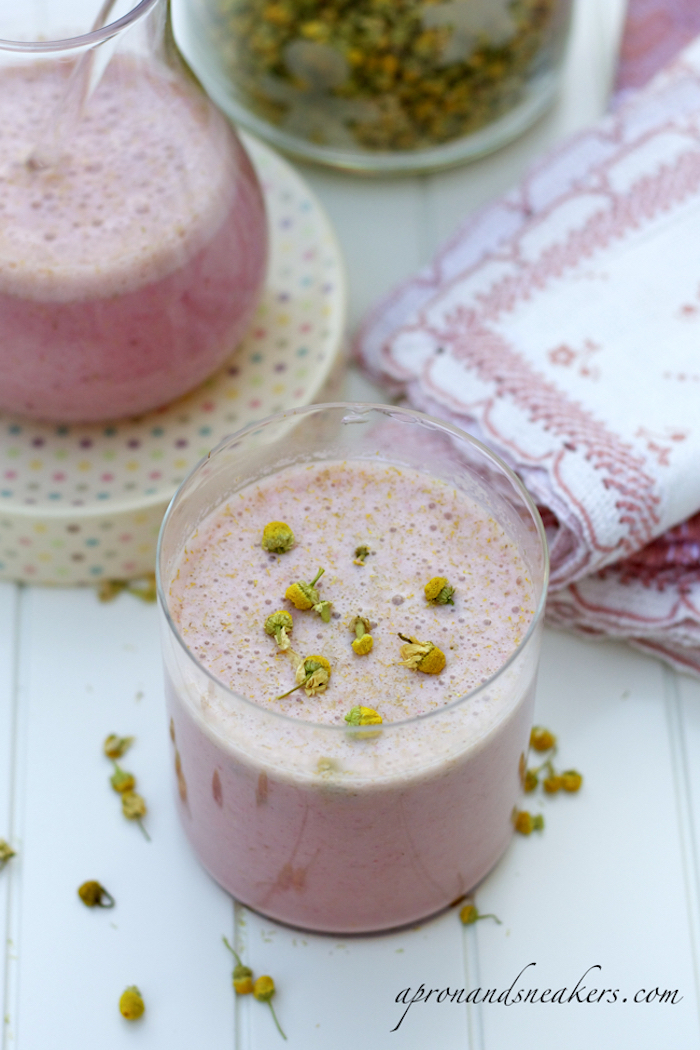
xmin=3 ymin=2 xmax=700 ymax=1047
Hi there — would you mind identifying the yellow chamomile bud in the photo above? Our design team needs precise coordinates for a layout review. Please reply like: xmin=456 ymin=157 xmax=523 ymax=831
xmin=103 ymin=734 xmax=134 ymax=760
xmin=98 ymin=578 xmax=128 ymax=602
xmin=398 ymin=633 xmax=446 ymax=675
xmin=119 ymin=986 xmax=145 ymax=1021
xmin=350 ymin=615 xmax=373 ymax=656
xmin=513 ymin=810 xmax=545 ymax=835
xmin=524 ymin=769 xmax=538 ymax=793
xmin=530 ymin=726 xmax=556 ymax=752
xmin=459 ymin=902 xmax=502 ymax=926
xmin=110 ymin=766 xmax=136 ymax=794
xmin=122 ymin=791 xmax=147 ymax=821
xmin=126 ymin=573 xmax=157 ymax=603
xmin=0 ymin=839 xmax=16 ymax=869
xmin=561 ymin=769 xmax=583 ymax=793
xmin=543 ymin=775 xmax=563 ymax=794
xmin=424 ymin=576 xmax=455 ymax=605
xmin=297 ymin=655 xmax=331 ymax=696
xmin=233 ymin=968 xmax=254 ymax=995
xmin=254 ymin=975 xmax=287 ymax=1040
xmin=277 ymin=655 xmax=331 ymax=700
xmin=353 ymin=545 xmax=370 ymax=565
xmin=253 ymin=975 xmax=275 ymax=1002
xmin=262 ymin=521 xmax=295 ymax=554
xmin=78 ymin=880 xmax=115 ymax=908
xmin=222 ymin=936 xmax=254 ymax=994
xmin=285 ymin=567 xmax=332 ymax=622
xmin=265 ymin=610 xmax=294 ymax=651
xmin=345 ymin=706 xmax=383 ymax=726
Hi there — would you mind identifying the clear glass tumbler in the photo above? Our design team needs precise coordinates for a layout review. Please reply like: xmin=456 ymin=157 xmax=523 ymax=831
xmin=157 ymin=403 xmax=549 ymax=933
xmin=0 ymin=0 xmax=267 ymax=422
xmin=181 ymin=0 xmax=573 ymax=173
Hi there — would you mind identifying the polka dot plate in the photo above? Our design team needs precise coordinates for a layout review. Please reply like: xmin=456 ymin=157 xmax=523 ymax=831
xmin=0 ymin=134 xmax=346 ymax=585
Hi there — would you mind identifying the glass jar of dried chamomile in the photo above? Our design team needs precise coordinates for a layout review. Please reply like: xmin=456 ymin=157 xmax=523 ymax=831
xmin=183 ymin=0 xmax=573 ymax=173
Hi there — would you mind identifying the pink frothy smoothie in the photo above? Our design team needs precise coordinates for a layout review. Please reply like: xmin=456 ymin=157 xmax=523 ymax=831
xmin=163 ymin=460 xmax=542 ymax=932
xmin=0 ymin=58 xmax=267 ymax=422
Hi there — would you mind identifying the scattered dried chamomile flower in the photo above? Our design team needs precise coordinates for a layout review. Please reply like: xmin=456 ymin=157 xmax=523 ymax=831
xmin=353 ymin=545 xmax=370 ymax=565
xmin=561 ymin=770 xmax=583 ymax=793
xmin=0 ymin=839 xmax=16 ymax=870
xmin=127 ymin=573 xmax=157 ymax=603
xmin=345 ymin=706 xmax=382 ymax=726
xmin=350 ymin=615 xmax=373 ymax=656
xmin=265 ymin=610 xmax=294 ymax=651
xmin=424 ymin=576 xmax=455 ymax=605
xmin=543 ymin=773 xmax=563 ymax=795
xmin=223 ymin=936 xmax=254 ymax=995
xmin=262 ymin=521 xmax=295 ymax=554
xmin=254 ymin=975 xmax=287 ymax=1041
xmin=523 ymin=769 xmax=539 ymax=793
xmin=121 ymin=791 xmax=151 ymax=841
xmin=285 ymin=567 xmax=332 ymax=622
xmin=98 ymin=573 xmax=156 ymax=603
xmin=119 ymin=986 xmax=145 ymax=1021
xmin=459 ymin=902 xmax=502 ymax=926
xmin=278 ymin=655 xmax=332 ymax=699
xmin=530 ymin=726 xmax=556 ymax=752
xmin=103 ymin=734 xmax=134 ymax=760
xmin=513 ymin=810 xmax=544 ymax=835
xmin=78 ymin=880 xmax=115 ymax=908
xmin=110 ymin=765 xmax=136 ymax=794
xmin=98 ymin=578 xmax=128 ymax=602
xmin=398 ymin=633 xmax=446 ymax=674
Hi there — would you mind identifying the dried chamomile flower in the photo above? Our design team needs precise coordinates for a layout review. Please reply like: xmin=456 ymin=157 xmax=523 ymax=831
xmin=98 ymin=578 xmax=128 ymax=601
xmin=223 ymin=936 xmax=254 ymax=995
xmin=78 ymin=880 xmax=115 ymax=908
xmin=262 ymin=521 xmax=295 ymax=554
xmin=424 ymin=576 xmax=455 ymax=605
xmin=265 ymin=610 xmax=293 ymax=651
xmin=398 ymin=633 xmax=446 ymax=675
xmin=121 ymin=791 xmax=151 ymax=841
xmin=285 ymin=567 xmax=332 ymax=622
xmin=119 ymin=986 xmax=145 ymax=1021
xmin=561 ymin=770 xmax=583 ymax=793
xmin=523 ymin=769 xmax=539 ymax=793
xmin=99 ymin=575 xmax=156 ymax=603
xmin=543 ymin=773 xmax=563 ymax=794
xmin=353 ymin=545 xmax=370 ymax=565
xmin=127 ymin=573 xmax=157 ymax=603
xmin=513 ymin=810 xmax=545 ymax=836
xmin=254 ymin=975 xmax=287 ymax=1041
xmin=345 ymin=706 xmax=382 ymax=726
xmin=350 ymin=616 xmax=373 ymax=656
xmin=110 ymin=765 xmax=136 ymax=794
xmin=0 ymin=839 xmax=16 ymax=870
xmin=103 ymin=734 xmax=134 ymax=760
xmin=277 ymin=655 xmax=332 ymax=699
xmin=530 ymin=726 xmax=556 ymax=752
xmin=122 ymin=791 xmax=147 ymax=820
xmin=459 ymin=902 xmax=502 ymax=926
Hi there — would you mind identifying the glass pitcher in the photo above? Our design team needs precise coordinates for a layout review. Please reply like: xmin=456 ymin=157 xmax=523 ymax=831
xmin=0 ymin=0 xmax=268 ymax=422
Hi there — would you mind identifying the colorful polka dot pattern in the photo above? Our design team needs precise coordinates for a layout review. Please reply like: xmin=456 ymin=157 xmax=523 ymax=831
xmin=0 ymin=135 xmax=345 ymax=584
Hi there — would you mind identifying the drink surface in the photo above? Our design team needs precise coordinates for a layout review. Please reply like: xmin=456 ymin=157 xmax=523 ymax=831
xmin=168 ymin=459 xmax=535 ymax=726
xmin=0 ymin=57 xmax=267 ymax=420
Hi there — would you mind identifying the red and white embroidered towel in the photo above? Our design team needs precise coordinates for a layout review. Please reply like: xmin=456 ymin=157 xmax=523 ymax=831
xmin=357 ymin=30 xmax=700 ymax=674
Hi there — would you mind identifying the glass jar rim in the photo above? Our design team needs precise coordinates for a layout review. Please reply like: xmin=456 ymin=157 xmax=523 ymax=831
xmin=0 ymin=0 xmax=160 ymax=53
xmin=156 ymin=401 xmax=550 ymax=733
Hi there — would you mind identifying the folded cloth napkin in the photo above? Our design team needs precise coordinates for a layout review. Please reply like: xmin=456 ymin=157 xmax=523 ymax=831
xmin=357 ymin=11 xmax=700 ymax=674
